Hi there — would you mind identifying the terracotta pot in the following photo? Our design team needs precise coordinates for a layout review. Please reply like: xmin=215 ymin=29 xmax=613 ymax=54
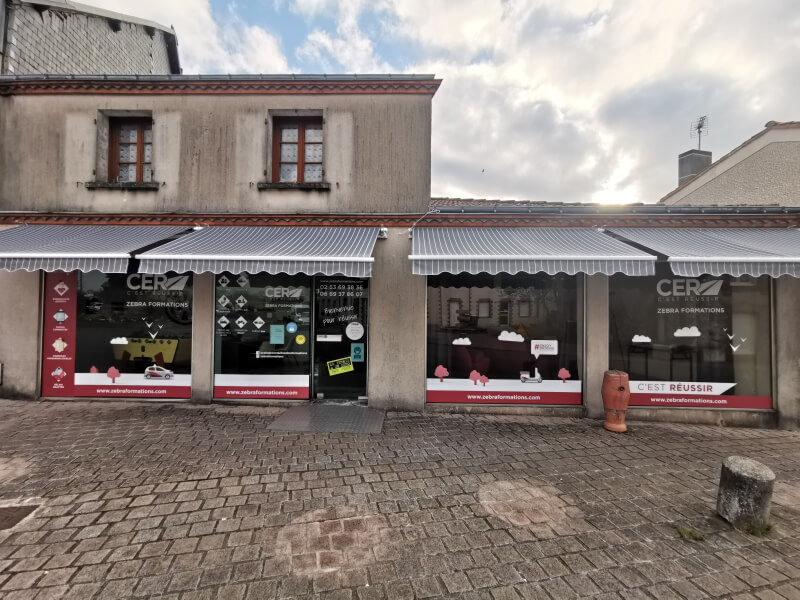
xmin=602 ymin=370 xmax=630 ymax=433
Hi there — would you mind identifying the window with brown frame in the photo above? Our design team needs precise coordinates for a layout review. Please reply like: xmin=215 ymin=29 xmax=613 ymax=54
xmin=272 ymin=117 xmax=323 ymax=183
xmin=108 ymin=117 xmax=153 ymax=183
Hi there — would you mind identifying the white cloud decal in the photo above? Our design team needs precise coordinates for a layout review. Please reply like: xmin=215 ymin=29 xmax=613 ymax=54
xmin=631 ymin=334 xmax=651 ymax=343
xmin=674 ymin=326 xmax=701 ymax=338
xmin=498 ymin=331 xmax=525 ymax=342
xmin=452 ymin=337 xmax=472 ymax=346
xmin=110 ymin=337 xmax=129 ymax=345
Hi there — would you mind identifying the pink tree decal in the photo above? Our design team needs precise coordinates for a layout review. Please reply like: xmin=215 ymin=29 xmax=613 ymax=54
xmin=479 ymin=375 xmax=490 ymax=387
xmin=107 ymin=366 xmax=120 ymax=384
xmin=89 ymin=366 xmax=99 ymax=374
xmin=434 ymin=365 xmax=449 ymax=383
xmin=469 ymin=370 xmax=481 ymax=386
xmin=558 ymin=368 xmax=571 ymax=383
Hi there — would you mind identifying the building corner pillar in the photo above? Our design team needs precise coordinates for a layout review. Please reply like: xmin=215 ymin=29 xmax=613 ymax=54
xmin=583 ymin=274 xmax=609 ymax=419
xmin=775 ymin=277 xmax=800 ymax=429
xmin=191 ymin=272 xmax=214 ymax=404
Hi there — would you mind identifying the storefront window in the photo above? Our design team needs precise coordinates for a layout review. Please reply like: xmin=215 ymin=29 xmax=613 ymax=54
xmin=42 ymin=271 xmax=193 ymax=398
xmin=426 ymin=273 xmax=581 ymax=404
xmin=214 ymin=272 xmax=311 ymax=399
xmin=609 ymin=265 xmax=772 ymax=409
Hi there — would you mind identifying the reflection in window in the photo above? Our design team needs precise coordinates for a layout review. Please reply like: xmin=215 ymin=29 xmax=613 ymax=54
xmin=427 ymin=273 xmax=580 ymax=382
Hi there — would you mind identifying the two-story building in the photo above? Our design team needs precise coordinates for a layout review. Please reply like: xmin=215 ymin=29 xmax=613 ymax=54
xmin=0 ymin=74 xmax=439 ymax=410
xmin=2 ymin=74 xmax=800 ymax=430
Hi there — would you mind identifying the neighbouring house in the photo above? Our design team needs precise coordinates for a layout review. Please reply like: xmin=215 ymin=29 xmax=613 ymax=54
xmin=0 ymin=0 xmax=180 ymax=75
xmin=660 ymin=121 xmax=800 ymax=206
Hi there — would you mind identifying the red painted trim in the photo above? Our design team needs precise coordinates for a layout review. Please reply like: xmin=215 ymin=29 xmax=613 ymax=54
xmin=629 ymin=394 xmax=772 ymax=410
xmin=0 ymin=80 xmax=442 ymax=97
xmin=72 ymin=386 xmax=191 ymax=399
xmin=2 ymin=213 xmax=799 ymax=228
xmin=426 ymin=390 xmax=582 ymax=405
xmin=214 ymin=386 xmax=309 ymax=399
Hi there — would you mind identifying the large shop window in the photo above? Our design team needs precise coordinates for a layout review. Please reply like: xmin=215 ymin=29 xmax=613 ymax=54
xmin=609 ymin=265 xmax=772 ymax=409
xmin=426 ymin=273 xmax=582 ymax=405
xmin=214 ymin=273 xmax=311 ymax=399
xmin=42 ymin=271 xmax=193 ymax=398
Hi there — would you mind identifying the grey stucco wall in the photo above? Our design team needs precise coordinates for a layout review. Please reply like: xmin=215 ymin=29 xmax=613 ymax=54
xmin=776 ymin=276 xmax=800 ymax=429
xmin=190 ymin=272 xmax=214 ymax=404
xmin=583 ymin=274 xmax=608 ymax=419
xmin=2 ymin=2 xmax=174 ymax=75
xmin=666 ymin=142 xmax=800 ymax=206
xmin=0 ymin=269 xmax=41 ymax=399
xmin=367 ymin=227 xmax=427 ymax=410
xmin=0 ymin=93 xmax=433 ymax=214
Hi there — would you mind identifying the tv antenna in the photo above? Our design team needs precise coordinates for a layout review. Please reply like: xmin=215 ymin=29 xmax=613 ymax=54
xmin=690 ymin=116 xmax=709 ymax=150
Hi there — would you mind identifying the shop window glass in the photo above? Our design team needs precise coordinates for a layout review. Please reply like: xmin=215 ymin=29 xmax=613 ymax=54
xmin=608 ymin=265 xmax=772 ymax=409
xmin=41 ymin=271 xmax=192 ymax=398
xmin=426 ymin=273 xmax=581 ymax=405
xmin=213 ymin=273 xmax=311 ymax=399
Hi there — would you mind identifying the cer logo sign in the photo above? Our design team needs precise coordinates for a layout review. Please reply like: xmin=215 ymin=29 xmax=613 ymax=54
xmin=127 ymin=274 xmax=189 ymax=291
xmin=656 ymin=279 xmax=723 ymax=297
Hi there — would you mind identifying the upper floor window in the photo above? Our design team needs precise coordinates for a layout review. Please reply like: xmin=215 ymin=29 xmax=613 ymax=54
xmin=109 ymin=117 xmax=152 ymax=183
xmin=272 ymin=117 xmax=323 ymax=183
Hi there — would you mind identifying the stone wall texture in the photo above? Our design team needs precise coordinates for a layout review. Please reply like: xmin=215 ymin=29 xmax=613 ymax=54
xmin=2 ymin=2 xmax=175 ymax=75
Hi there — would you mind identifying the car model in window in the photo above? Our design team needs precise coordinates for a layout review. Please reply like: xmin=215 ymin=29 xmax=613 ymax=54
xmin=144 ymin=365 xmax=173 ymax=379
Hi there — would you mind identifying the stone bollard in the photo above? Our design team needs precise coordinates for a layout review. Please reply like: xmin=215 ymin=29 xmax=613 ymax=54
xmin=717 ymin=456 xmax=775 ymax=530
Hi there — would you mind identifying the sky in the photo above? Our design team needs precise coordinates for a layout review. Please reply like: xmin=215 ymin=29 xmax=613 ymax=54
xmin=89 ymin=0 xmax=799 ymax=204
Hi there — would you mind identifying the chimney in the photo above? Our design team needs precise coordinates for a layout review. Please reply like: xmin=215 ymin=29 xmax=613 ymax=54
xmin=678 ymin=149 xmax=712 ymax=186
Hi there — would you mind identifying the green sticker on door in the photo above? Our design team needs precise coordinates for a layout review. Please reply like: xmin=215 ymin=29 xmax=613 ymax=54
xmin=327 ymin=356 xmax=354 ymax=376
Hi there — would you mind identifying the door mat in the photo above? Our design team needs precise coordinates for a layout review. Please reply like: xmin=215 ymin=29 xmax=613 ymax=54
xmin=267 ymin=404 xmax=384 ymax=434
xmin=0 ymin=505 xmax=38 ymax=530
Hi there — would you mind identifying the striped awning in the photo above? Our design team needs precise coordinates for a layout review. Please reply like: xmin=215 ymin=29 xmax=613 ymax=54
xmin=410 ymin=227 xmax=655 ymax=276
xmin=608 ymin=228 xmax=800 ymax=277
xmin=136 ymin=226 xmax=380 ymax=277
xmin=0 ymin=225 xmax=187 ymax=273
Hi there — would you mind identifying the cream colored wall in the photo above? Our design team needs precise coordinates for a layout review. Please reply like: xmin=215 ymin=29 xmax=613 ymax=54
xmin=0 ymin=269 xmax=41 ymax=399
xmin=367 ymin=227 xmax=426 ymax=410
xmin=665 ymin=138 xmax=800 ymax=206
xmin=0 ymin=93 xmax=433 ymax=214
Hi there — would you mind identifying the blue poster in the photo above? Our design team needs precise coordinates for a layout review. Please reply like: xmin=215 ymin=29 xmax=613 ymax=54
xmin=270 ymin=324 xmax=285 ymax=344
xmin=351 ymin=343 xmax=365 ymax=362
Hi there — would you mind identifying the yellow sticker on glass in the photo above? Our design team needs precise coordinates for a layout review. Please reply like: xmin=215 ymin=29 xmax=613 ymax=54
xmin=327 ymin=356 xmax=354 ymax=376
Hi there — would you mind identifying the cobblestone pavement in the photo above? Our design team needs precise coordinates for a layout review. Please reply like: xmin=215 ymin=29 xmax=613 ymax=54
xmin=1 ymin=401 xmax=800 ymax=600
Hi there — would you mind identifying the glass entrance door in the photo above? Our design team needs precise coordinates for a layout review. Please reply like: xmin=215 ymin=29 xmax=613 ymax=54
xmin=312 ymin=277 xmax=368 ymax=400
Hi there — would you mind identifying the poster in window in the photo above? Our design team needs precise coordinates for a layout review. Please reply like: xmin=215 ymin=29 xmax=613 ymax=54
xmin=213 ymin=273 xmax=311 ymax=399
xmin=608 ymin=266 xmax=772 ymax=409
xmin=42 ymin=271 xmax=193 ymax=398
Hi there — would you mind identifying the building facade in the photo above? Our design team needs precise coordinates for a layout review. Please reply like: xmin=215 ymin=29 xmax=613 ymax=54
xmin=0 ymin=0 xmax=180 ymax=75
xmin=2 ymin=75 xmax=800 ymax=430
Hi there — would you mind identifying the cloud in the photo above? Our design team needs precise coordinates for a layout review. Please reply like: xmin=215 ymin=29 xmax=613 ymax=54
xmin=631 ymin=334 xmax=651 ymax=343
xmin=452 ymin=337 xmax=472 ymax=345
xmin=86 ymin=0 xmax=800 ymax=204
xmin=498 ymin=331 xmax=525 ymax=342
xmin=674 ymin=326 xmax=701 ymax=338
xmin=110 ymin=337 xmax=129 ymax=345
